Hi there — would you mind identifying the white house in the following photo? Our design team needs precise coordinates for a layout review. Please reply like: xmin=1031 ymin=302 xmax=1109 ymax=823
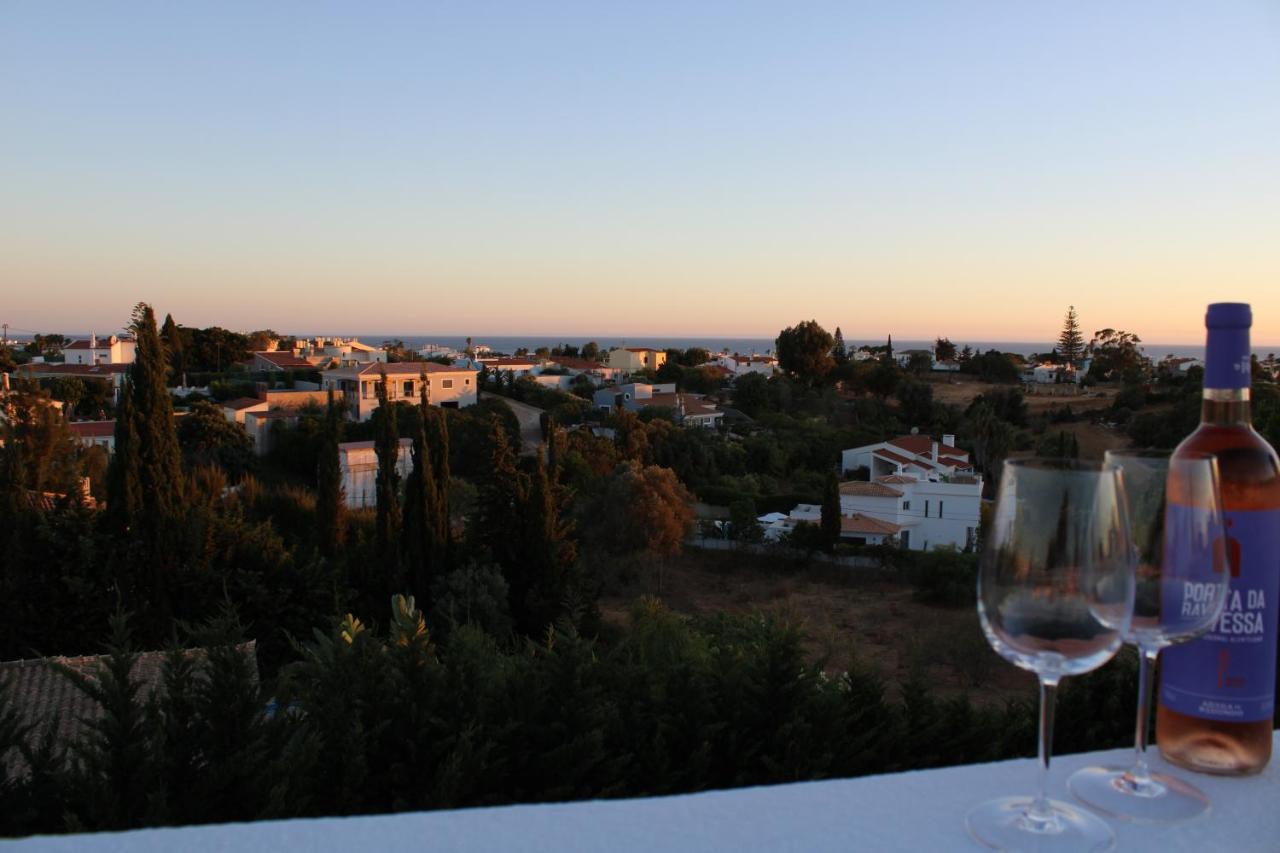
xmin=63 ymin=335 xmax=136 ymax=366
xmin=840 ymin=433 xmax=973 ymax=480
xmin=221 ymin=396 xmax=270 ymax=424
xmin=478 ymin=357 xmax=538 ymax=377
xmin=320 ymin=362 xmax=479 ymax=422
xmin=13 ymin=363 xmax=130 ymax=404
xmin=67 ymin=420 xmax=115 ymax=453
xmin=772 ymin=468 xmax=982 ymax=550
xmin=337 ymin=438 xmax=413 ymax=508
xmin=714 ymin=353 xmax=779 ymax=378
xmin=895 ymin=349 xmax=932 ymax=369
xmin=592 ymin=382 xmax=723 ymax=428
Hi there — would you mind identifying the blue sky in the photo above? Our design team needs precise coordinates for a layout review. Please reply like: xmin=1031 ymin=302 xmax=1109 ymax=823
xmin=2 ymin=2 xmax=1278 ymax=343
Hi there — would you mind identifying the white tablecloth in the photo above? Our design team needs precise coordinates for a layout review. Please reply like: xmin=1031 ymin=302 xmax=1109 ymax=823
xmin=8 ymin=733 xmax=1279 ymax=851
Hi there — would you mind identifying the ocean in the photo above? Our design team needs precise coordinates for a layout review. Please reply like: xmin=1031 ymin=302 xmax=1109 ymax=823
xmin=328 ymin=335 xmax=1239 ymax=361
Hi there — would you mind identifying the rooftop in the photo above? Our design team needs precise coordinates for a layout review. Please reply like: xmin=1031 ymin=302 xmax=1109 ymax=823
xmin=838 ymin=481 xmax=903 ymax=498
xmin=223 ymin=396 xmax=268 ymax=410
xmin=66 ymin=420 xmax=115 ymax=438
xmin=839 ymin=513 xmax=902 ymax=535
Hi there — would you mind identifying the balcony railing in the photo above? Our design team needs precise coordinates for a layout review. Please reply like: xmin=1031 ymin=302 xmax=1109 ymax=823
xmin=7 ymin=733 xmax=1277 ymax=851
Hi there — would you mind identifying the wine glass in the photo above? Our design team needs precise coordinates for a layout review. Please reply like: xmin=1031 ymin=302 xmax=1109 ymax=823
xmin=966 ymin=458 xmax=1135 ymax=852
xmin=1068 ymin=450 xmax=1226 ymax=821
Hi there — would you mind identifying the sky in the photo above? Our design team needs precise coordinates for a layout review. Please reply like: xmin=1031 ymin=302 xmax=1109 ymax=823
xmin=2 ymin=2 xmax=1278 ymax=344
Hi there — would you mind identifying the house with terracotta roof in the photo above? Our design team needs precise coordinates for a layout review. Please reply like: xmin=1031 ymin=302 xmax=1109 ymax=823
xmin=221 ymin=396 xmax=270 ymax=424
xmin=713 ymin=353 xmax=779 ymax=378
xmin=592 ymin=382 xmax=723 ymax=428
xmin=604 ymin=347 xmax=667 ymax=372
xmin=251 ymin=351 xmax=316 ymax=372
xmin=477 ymin=357 xmax=538 ymax=377
xmin=320 ymin=362 xmax=479 ymax=422
xmin=775 ymin=467 xmax=981 ymax=551
xmin=67 ymin=420 xmax=116 ymax=453
xmin=840 ymin=433 xmax=973 ymax=480
xmin=63 ymin=334 xmax=136 ymax=366
xmin=338 ymin=438 xmax=413 ymax=508
xmin=12 ymin=362 xmax=130 ymax=404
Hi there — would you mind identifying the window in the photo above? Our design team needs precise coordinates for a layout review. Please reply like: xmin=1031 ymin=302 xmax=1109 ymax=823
xmin=903 ymin=500 xmax=910 ymax=511
xmin=442 ymin=378 xmax=454 ymax=389
xmin=465 ymin=378 xmax=471 ymax=385
xmin=924 ymin=500 xmax=930 ymax=518
xmin=362 ymin=381 xmax=371 ymax=399
xmin=403 ymin=380 xmax=414 ymax=397
xmin=938 ymin=500 xmax=944 ymax=518
xmin=901 ymin=530 xmax=910 ymax=549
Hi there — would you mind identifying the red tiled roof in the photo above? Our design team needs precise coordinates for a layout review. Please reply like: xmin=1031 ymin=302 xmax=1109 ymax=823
xmin=481 ymin=358 xmax=537 ymax=367
xmin=839 ymin=481 xmax=903 ymax=498
xmin=938 ymin=456 xmax=972 ymax=469
xmin=351 ymin=362 xmax=474 ymax=376
xmin=0 ymin=642 xmax=256 ymax=777
xmin=223 ymin=397 xmax=267 ymax=410
xmin=888 ymin=435 xmax=935 ymax=455
xmin=552 ymin=357 xmax=606 ymax=371
xmin=877 ymin=474 xmax=918 ymax=485
xmin=841 ymin=513 xmax=903 ymax=535
xmin=253 ymin=352 xmax=314 ymax=370
xmin=17 ymin=363 xmax=129 ymax=376
xmin=67 ymin=420 xmax=114 ymax=438
xmin=624 ymin=347 xmax=663 ymax=353
xmin=875 ymin=448 xmax=915 ymax=466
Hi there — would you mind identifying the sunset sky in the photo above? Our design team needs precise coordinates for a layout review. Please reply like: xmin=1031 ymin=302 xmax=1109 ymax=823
xmin=2 ymin=3 xmax=1278 ymax=344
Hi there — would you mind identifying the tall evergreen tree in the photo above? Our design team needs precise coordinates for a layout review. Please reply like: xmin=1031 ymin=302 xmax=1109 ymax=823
xmin=159 ymin=313 xmax=185 ymax=381
xmin=106 ymin=304 xmax=183 ymax=628
xmin=316 ymin=389 xmax=346 ymax=559
xmin=832 ymin=327 xmax=848 ymax=364
xmin=426 ymin=403 xmax=451 ymax=551
xmin=401 ymin=381 xmax=441 ymax=607
xmin=517 ymin=450 xmax=579 ymax=635
xmin=1058 ymin=306 xmax=1085 ymax=366
xmin=372 ymin=371 xmax=402 ymax=567
xmin=821 ymin=470 xmax=842 ymax=549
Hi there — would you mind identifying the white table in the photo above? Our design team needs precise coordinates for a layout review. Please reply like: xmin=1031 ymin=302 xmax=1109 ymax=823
xmin=8 ymin=733 xmax=1279 ymax=851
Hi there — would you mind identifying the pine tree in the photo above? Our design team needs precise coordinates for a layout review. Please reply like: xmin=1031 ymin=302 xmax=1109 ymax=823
xmin=1058 ymin=306 xmax=1084 ymax=367
xmin=373 ymin=371 xmax=401 ymax=568
xmin=517 ymin=450 xmax=578 ymax=635
xmin=820 ymin=470 xmax=842 ymax=549
xmin=832 ymin=327 xmax=848 ymax=364
xmin=316 ymin=389 xmax=346 ymax=559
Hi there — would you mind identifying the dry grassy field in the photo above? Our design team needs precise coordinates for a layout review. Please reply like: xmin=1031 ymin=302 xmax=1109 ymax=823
xmin=599 ymin=548 xmax=1033 ymax=706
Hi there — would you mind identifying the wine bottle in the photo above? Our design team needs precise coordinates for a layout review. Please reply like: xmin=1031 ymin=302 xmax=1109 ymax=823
xmin=1157 ymin=302 xmax=1280 ymax=775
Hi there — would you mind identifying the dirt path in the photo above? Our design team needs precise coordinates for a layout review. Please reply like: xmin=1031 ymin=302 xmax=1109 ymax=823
xmin=496 ymin=396 xmax=546 ymax=456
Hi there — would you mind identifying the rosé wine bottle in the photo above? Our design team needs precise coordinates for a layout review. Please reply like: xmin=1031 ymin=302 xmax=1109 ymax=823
xmin=1157 ymin=303 xmax=1280 ymax=775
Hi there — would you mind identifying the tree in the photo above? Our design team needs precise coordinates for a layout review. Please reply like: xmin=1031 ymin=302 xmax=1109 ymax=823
xmin=581 ymin=341 xmax=600 ymax=361
xmin=934 ymin=337 xmax=957 ymax=362
xmin=1058 ymin=306 xmax=1085 ymax=367
xmin=896 ymin=379 xmax=935 ymax=427
xmin=775 ymin=320 xmax=835 ymax=385
xmin=732 ymin=372 xmax=772 ymax=417
xmin=832 ymin=327 xmax=848 ymax=364
xmin=316 ymin=390 xmax=346 ymax=559
xmin=176 ymin=401 xmax=254 ymax=478
xmin=906 ymin=351 xmax=932 ymax=376
xmin=160 ymin=313 xmax=185 ymax=380
xmin=596 ymin=461 xmax=694 ymax=559
xmin=107 ymin=304 xmax=185 ymax=630
xmin=401 ymin=381 xmax=449 ymax=608
xmin=373 ymin=370 xmax=402 ymax=566
xmin=1088 ymin=329 xmax=1146 ymax=382
xmin=820 ymin=470 xmax=841 ymax=549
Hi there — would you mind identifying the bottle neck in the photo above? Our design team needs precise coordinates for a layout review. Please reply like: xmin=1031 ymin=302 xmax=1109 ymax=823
xmin=1201 ymin=387 xmax=1252 ymax=426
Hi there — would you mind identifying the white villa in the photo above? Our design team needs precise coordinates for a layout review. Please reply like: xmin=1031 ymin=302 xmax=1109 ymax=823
xmin=770 ymin=469 xmax=982 ymax=551
xmin=320 ymin=362 xmax=479 ymax=421
xmin=338 ymin=438 xmax=413 ymax=508
xmin=714 ymin=353 xmax=779 ymax=378
xmin=592 ymin=382 xmax=723 ymax=428
xmin=840 ymin=433 xmax=974 ymax=480
xmin=63 ymin=335 xmax=136 ymax=366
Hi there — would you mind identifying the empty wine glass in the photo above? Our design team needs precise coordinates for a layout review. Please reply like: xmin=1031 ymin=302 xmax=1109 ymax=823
xmin=1068 ymin=450 xmax=1226 ymax=821
xmin=966 ymin=458 xmax=1135 ymax=852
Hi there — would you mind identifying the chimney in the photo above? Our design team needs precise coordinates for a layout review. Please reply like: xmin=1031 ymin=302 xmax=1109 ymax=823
xmin=931 ymin=441 xmax=939 ymax=462
xmin=90 ymin=332 xmax=97 ymax=349
xmin=942 ymin=434 xmax=956 ymax=448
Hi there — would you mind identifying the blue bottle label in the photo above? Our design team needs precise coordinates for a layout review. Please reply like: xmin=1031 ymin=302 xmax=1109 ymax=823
xmin=1160 ymin=509 xmax=1280 ymax=723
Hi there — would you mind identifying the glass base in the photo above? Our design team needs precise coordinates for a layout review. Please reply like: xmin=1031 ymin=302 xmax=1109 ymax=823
xmin=966 ymin=796 xmax=1114 ymax=852
xmin=1068 ymin=765 xmax=1210 ymax=823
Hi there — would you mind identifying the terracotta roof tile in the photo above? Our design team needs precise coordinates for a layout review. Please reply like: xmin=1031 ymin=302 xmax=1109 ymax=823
xmin=67 ymin=420 xmax=115 ymax=438
xmin=840 ymin=513 xmax=903 ymax=535
xmin=223 ymin=397 xmax=267 ymax=410
xmin=839 ymin=481 xmax=903 ymax=498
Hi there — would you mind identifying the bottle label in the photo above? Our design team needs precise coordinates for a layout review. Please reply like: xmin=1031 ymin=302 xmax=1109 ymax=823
xmin=1160 ymin=509 xmax=1280 ymax=723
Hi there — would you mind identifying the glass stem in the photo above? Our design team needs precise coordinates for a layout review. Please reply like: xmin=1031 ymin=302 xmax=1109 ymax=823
xmin=1131 ymin=647 xmax=1158 ymax=782
xmin=1031 ymin=677 xmax=1058 ymax=820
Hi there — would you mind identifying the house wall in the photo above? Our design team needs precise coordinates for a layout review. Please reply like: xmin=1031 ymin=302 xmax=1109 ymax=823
xmin=339 ymin=443 xmax=413 ymax=508
xmin=323 ymin=370 xmax=478 ymax=422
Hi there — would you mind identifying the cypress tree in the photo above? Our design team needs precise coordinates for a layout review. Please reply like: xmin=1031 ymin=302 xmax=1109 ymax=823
xmin=426 ymin=403 xmax=451 ymax=550
xmin=316 ymin=389 xmax=346 ymax=558
xmin=476 ymin=416 xmax=527 ymax=621
xmin=373 ymin=370 xmax=401 ymax=567
xmin=105 ymin=378 xmax=141 ymax=535
xmin=159 ymin=313 xmax=185 ymax=381
xmin=1058 ymin=306 xmax=1085 ymax=367
xmin=401 ymin=381 xmax=439 ymax=606
xmin=517 ymin=450 xmax=578 ymax=635
xmin=821 ymin=470 xmax=842 ymax=549
xmin=832 ymin=327 xmax=848 ymax=364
